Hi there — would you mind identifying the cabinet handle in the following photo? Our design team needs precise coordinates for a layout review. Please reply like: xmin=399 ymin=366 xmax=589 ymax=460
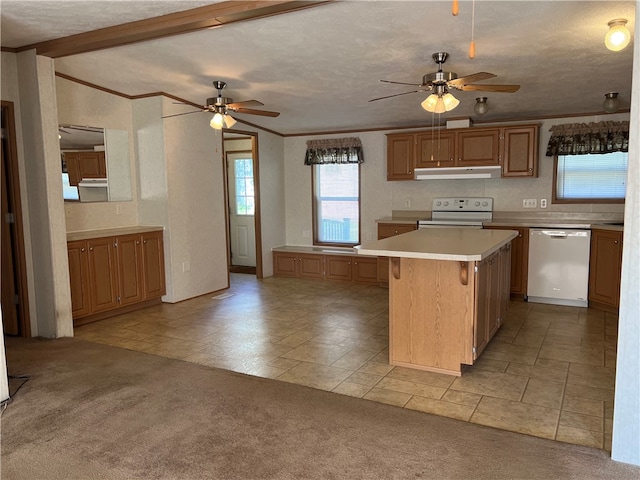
xmin=81 ymin=248 xmax=85 ymax=252
xmin=528 ymin=168 xmax=533 ymax=173
xmin=136 ymin=240 xmax=140 ymax=245
xmin=89 ymin=247 xmax=94 ymax=251
xmin=614 ymin=240 xmax=619 ymax=244
xmin=143 ymin=240 xmax=147 ymax=244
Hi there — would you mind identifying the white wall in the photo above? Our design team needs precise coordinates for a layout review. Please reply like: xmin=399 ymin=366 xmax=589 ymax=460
xmin=56 ymin=76 xmax=138 ymax=231
xmin=283 ymin=115 xmax=628 ymax=247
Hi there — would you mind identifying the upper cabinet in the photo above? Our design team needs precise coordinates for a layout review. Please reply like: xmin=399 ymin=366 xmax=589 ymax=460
xmin=387 ymin=123 xmax=539 ymax=180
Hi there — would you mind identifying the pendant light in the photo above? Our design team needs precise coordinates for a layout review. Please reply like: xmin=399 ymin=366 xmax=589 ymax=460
xmin=603 ymin=92 xmax=620 ymax=113
xmin=605 ymin=19 xmax=631 ymax=51
xmin=474 ymin=97 xmax=489 ymax=116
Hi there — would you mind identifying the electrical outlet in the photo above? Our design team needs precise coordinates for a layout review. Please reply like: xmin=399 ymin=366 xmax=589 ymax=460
xmin=540 ymin=199 xmax=548 ymax=208
xmin=182 ymin=262 xmax=191 ymax=272
xmin=116 ymin=205 xmax=123 ymax=215
xmin=523 ymin=198 xmax=537 ymax=208
xmin=404 ymin=199 xmax=411 ymax=208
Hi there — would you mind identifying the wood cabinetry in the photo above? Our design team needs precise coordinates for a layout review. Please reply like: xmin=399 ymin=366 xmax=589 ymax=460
xmin=589 ymin=229 xmax=623 ymax=312
xmin=389 ymin=243 xmax=512 ymax=375
xmin=501 ymin=125 xmax=539 ymax=177
xmin=484 ymin=225 xmax=528 ymax=297
xmin=67 ymin=230 xmax=166 ymax=326
xmin=273 ymin=250 xmax=378 ymax=284
xmin=377 ymin=222 xmax=418 ymax=285
xmin=387 ymin=124 xmax=539 ymax=180
xmin=64 ymin=151 xmax=107 ymax=186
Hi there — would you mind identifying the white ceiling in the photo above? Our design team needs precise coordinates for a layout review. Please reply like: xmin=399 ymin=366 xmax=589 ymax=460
xmin=1 ymin=1 xmax=636 ymax=135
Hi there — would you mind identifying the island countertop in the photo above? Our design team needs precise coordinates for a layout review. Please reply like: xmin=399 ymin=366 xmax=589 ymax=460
xmin=355 ymin=228 xmax=518 ymax=261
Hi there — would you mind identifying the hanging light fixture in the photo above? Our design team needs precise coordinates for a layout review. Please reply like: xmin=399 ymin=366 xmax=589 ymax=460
xmin=474 ymin=97 xmax=489 ymax=116
xmin=209 ymin=107 xmax=237 ymax=130
xmin=605 ymin=19 xmax=631 ymax=51
xmin=421 ymin=85 xmax=459 ymax=113
xmin=603 ymin=92 xmax=620 ymax=113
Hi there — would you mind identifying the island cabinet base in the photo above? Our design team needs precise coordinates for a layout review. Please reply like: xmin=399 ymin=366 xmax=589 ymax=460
xmin=388 ymin=248 xmax=510 ymax=375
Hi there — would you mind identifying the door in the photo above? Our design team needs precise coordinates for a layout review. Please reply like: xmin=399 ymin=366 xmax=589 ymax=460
xmin=1 ymin=101 xmax=29 ymax=336
xmin=227 ymin=151 xmax=256 ymax=267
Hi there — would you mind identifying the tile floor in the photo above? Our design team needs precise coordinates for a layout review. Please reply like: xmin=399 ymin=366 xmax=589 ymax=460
xmin=75 ymin=273 xmax=617 ymax=451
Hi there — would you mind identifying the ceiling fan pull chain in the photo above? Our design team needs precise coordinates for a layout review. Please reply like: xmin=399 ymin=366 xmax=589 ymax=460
xmin=452 ymin=0 xmax=459 ymax=16
xmin=469 ymin=0 xmax=476 ymax=59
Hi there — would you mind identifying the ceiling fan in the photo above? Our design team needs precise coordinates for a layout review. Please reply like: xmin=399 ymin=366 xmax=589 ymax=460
xmin=369 ymin=52 xmax=520 ymax=113
xmin=163 ymin=81 xmax=280 ymax=129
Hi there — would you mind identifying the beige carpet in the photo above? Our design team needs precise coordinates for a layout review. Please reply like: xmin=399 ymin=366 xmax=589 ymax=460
xmin=1 ymin=337 xmax=638 ymax=480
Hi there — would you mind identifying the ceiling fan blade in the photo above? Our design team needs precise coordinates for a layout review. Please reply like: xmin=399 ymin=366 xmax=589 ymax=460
xmin=232 ymin=107 xmax=280 ymax=117
xmin=369 ymin=89 xmax=429 ymax=102
xmin=380 ymin=79 xmax=424 ymax=87
xmin=447 ymin=72 xmax=497 ymax=87
xmin=227 ymin=100 xmax=265 ymax=108
xmin=460 ymin=84 xmax=521 ymax=93
xmin=161 ymin=110 xmax=204 ymax=119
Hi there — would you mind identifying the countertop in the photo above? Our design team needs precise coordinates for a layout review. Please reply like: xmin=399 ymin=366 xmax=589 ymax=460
xmin=67 ymin=225 xmax=164 ymax=241
xmin=355 ymin=228 xmax=518 ymax=261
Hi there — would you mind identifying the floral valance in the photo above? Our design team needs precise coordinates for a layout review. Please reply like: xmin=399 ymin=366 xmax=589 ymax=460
xmin=304 ymin=137 xmax=364 ymax=165
xmin=546 ymin=121 xmax=629 ymax=156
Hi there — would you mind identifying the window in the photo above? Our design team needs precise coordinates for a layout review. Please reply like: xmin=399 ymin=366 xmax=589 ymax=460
xmin=554 ymin=152 xmax=627 ymax=203
xmin=234 ymin=158 xmax=255 ymax=215
xmin=313 ymin=163 xmax=360 ymax=245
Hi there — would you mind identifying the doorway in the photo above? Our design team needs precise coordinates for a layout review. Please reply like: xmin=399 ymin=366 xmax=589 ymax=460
xmin=1 ymin=101 xmax=30 ymax=337
xmin=223 ymin=131 xmax=262 ymax=278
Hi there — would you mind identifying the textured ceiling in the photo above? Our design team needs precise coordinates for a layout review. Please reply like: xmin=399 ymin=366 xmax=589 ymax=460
xmin=1 ymin=1 xmax=636 ymax=135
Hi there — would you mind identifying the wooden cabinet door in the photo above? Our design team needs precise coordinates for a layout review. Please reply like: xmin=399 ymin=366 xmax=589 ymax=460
xmin=589 ymin=229 xmax=623 ymax=309
xmin=141 ymin=231 xmax=166 ymax=299
xmin=457 ymin=129 xmax=501 ymax=167
xmin=377 ymin=223 xmax=417 ymax=239
xmin=486 ymin=252 xmax=501 ymax=339
xmin=415 ymin=131 xmax=456 ymax=168
xmin=484 ymin=226 xmax=528 ymax=296
xmin=353 ymin=256 xmax=378 ymax=284
xmin=117 ymin=234 xmax=144 ymax=306
xmin=67 ymin=240 xmax=91 ymax=318
xmin=386 ymin=134 xmax=415 ymax=180
xmin=64 ymin=152 xmax=82 ymax=186
xmin=325 ymin=255 xmax=352 ymax=281
xmin=474 ymin=258 xmax=490 ymax=359
xmin=86 ymin=237 xmax=118 ymax=313
xmin=273 ymin=251 xmax=298 ymax=277
xmin=78 ymin=152 xmax=106 ymax=179
xmin=502 ymin=126 xmax=538 ymax=177
xmin=298 ymin=254 xmax=325 ymax=279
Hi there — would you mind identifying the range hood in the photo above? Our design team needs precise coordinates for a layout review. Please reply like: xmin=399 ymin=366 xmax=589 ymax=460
xmin=414 ymin=166 xmax=502 ymax=180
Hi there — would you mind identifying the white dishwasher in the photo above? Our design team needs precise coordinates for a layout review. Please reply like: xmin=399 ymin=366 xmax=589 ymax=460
xmin=527 ymin=228 xmax=591 ymax=307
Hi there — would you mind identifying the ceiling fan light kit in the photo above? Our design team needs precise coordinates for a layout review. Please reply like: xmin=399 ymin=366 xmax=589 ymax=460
xmin=603 ymin=92 xmax=620 ymax=113
xmin=605 ymin=19 xmax=631 ymax=51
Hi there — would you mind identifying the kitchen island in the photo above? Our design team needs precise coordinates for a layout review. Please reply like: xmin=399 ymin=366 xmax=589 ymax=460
xmin=356 ymin=228 xmax=518 ymax=376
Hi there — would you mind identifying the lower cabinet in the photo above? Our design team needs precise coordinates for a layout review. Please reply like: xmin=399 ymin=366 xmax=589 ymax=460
xmin=589 ymin=229 xmax=623 ymax=312
xmin=484 ymin=225 xmax=528 ymax=297
xmin=68 ymin=230 xmax=166 ymax=325
xmin=273 ymin=251 xmax=378 ymax=284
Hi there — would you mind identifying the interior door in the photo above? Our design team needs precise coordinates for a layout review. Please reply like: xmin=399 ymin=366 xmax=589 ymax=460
xmin=227 ymin=152 xmax=256 ymax=267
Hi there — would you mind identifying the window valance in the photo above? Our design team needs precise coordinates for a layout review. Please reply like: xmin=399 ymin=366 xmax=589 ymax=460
xmin=546 ymin=121 xmax=629 ymax=156
xmin=304 ymin=137 xmax=364 ymax=165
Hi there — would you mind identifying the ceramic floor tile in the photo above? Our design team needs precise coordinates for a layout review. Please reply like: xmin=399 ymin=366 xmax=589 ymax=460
xmin=505 ymin=362 xmax=568 ymax=384
xmin=276 ymin=362 xmax=352 ymax=391
xmin=405 ymin=395 xmax=475 ymax=421
xmin=332 ymin=381 xmax=372 ymax=398
xmin=450 ymin=370 xmax=529 ymax=402
xmin=564 ymin=383 xmax=615 ymax=403
xmin=331 ymin=349 xmax=378 ymax=370
xmin=471 ymin=396 xmax=560 ymax=440
xmin=521 ymin=378 xmax=565 ymax=409
xmin=385 ymin=366 xmax=456 ymax=389
xmin=280 ymin=343 xmax=354 ymax=366
xmin=363 ymin=387 xmax=411 ymax=408
xmin=562 ymin=395 xmax=604 ymax=418
xmin=376 ymin=377 xmax=447 ymax=400
xmin=534 ymin=357 xmax=570 ymax=371
xmin=358 ymin=361 xmax=395 ymax=376
xmin=538 ymin=343 xmax=604 ymax=367
xmin=345 ymin=371 xmax=383 ymax=387
xmin=567 ymin=363 xmax=616 ymax=390
xmin=480 ymin=342 xmax=538 ymax=366
xmin=468 ymin=357 xmax=509 ymax=373
xmin=441 ymin=389 xmax=482 ymax=407
xmin=556 ymin=425 xmax=603 ymax=449
xmin=559 ymin=410 xmax=603 ymax=432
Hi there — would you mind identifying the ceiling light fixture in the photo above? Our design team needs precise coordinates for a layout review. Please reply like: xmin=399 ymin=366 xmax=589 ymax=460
xmin=209 ymin=107 xmax=237 ymax=130
xmin=605 ymin=18 xmax=631 ymax=51
xmin=421 ymin=85 xmax=460 ymax=113
xmin=474 ymin=97 xmax=489 ymax=116
xmin=603 ymin=92 xmax=620 ymax=113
